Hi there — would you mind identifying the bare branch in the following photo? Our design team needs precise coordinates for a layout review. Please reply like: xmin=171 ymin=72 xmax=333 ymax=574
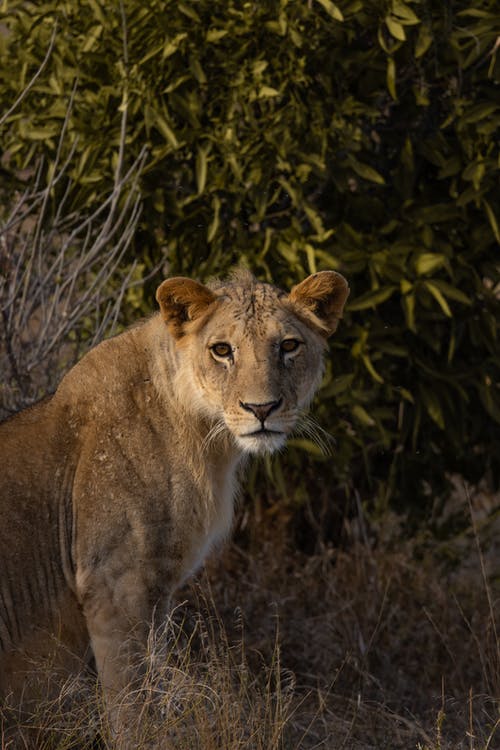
xmin=0 ymin=14 xmax=159 ymax=418
xmin=0 ymin=22 xmax=58 ymax=128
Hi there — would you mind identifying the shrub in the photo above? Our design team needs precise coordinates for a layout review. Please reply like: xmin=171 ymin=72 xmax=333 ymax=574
xmin=1 ymin=0 xmax=499 ymax=519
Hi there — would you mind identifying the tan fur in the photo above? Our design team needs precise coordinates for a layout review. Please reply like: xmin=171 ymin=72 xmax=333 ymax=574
xmin=0 ymin=269 xmax=348 ymax=733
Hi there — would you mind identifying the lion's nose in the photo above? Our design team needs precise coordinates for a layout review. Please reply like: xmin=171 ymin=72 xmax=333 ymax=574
xmin=239 ymin=398 xmax=283 ymax=424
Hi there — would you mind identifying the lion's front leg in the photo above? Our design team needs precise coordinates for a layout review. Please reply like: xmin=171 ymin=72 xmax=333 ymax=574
xmin=77 ymin=559 xmax=176 ymax=746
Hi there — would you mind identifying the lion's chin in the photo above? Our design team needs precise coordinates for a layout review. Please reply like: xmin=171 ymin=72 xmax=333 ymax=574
xmin=234 ymin=430 xmax=288 ymax=455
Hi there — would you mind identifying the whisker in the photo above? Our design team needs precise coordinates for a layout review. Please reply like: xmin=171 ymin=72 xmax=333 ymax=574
xmin=293 ymin=413 xmax=335 ymax=456
xmin=202 ymin=422 xmax=218 ymax=452
xmin=201 ymin=419 xmax=227 ymax=452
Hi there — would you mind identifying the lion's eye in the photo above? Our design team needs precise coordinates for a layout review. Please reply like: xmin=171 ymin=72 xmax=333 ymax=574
xmin=210 ymin=342 xmax=232 ymax=358
xmin=280 ymin=338 xmax=301 ymax=354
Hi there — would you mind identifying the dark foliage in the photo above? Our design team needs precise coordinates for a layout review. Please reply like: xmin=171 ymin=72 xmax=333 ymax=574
xmin=1 ymin=0 xmax=499 ymax=522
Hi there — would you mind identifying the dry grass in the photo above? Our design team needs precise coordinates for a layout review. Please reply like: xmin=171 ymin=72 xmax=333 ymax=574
xmin=1 ymin=601 xmax=294 ymax=750
xmin=202 ymin=503 xmax=499 ymax=750
xmin=2 ymin=485 xmax=498 ymax=750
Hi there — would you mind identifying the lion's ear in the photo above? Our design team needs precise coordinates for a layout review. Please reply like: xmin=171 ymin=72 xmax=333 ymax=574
xmin=289 ymin=271 xmax=349 ymax=337
xmin=156 ymin=277 xmax=216 ymax=338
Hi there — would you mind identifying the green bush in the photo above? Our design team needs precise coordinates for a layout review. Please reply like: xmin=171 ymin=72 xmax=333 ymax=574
xmin=1 ymin=0 xmax=499 ymax=520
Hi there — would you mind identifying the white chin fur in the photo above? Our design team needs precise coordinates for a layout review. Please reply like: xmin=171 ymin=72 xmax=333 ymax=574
xmin=234 ymin=432 xmax=288 ymax=455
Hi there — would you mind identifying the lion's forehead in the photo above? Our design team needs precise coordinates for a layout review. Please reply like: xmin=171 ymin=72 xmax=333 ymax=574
xmin=207 ymin=288 xmax=297 ymax=343
xmin=214 ymin=277 xmax=283 ymax=309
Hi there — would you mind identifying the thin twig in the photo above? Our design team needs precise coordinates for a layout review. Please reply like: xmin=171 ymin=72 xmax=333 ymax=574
xmin=0 ymin=22 xmax=58 ymax=128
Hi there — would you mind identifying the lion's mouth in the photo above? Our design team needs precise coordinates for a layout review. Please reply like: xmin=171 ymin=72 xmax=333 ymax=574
xmin=234 ymin=426 xmax=288 ymax=455
xmin=242 ymin=428 xmax=285 ymax=437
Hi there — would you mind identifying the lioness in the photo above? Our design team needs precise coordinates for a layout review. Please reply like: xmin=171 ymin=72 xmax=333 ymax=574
xmin=0 ymin=268 xmax=349 ymax=736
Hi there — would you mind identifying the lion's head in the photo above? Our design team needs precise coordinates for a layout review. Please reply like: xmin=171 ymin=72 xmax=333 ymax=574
xmin=156 ymin=269 xmax=349 ymax=455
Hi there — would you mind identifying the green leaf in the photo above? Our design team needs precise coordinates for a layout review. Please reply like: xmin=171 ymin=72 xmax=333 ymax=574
xmin=400 ymin=278 xmax=413 ymax=294
xmin=483 ymin=200 xmax=500 ymax=244
xmin=398 ymin=387 xmax=414 ymax=403
xmin=392 ymin=0 xmax=420 ymax=24
xmin=287 ymin=438 xmax=326 ymax=457
xmin=82 ymin=24 xmax=103 ymax=53
xmin=348 ymin=286 xmax=397 ymax=311
xmin=347 ymin=155 xmax=385 ymax=184
xmin=189 ymin=56 xmax=207 ymax=84
xmin=456 ymin=9 xmax=495 ymax=17
xmin=305 ymin=244 xmax=317 ymax=274
xmin=162 ymin=33 xmax=188 ymax=58
xmin=257 ymin=85 xmax=280 ymax=98
xmin=386 ymin=16 xmax=406 ymax=41
xmin=196 ymin=144 xmax=208 ymax=195
xmin=459 ymin=103 xmax=499 ymax=125
xmin=387 ymin=57 xmax=397 ymax=100
xmin=207 ymin=195 xmax=220 ymax=243
xmin=362 ymin=354 xmax=384 ymax=383
xmin=462 ymin=160 xmax=485 ymax=190
xmin=379 ymin=343 xmax=408 ymax=357
xmin=139 ymin=43 xmax=164 ymax=66
xmin=178 ymin=2 xmax=201 ymax=22
xmin=304 ymin=205 xmax=325 ymax=235
xmin=154 ymin=115 xmax=179 ymax=148
xmin=420 ymin=386 xmax=445 ymax=429
xmin=403 ymin=292 xmax=416 ymax=331
xmin=429 ymin=280 xmax=470 ymax=306
xmin=352 ymin=404 xmax=376 ymax=427
xmin=414 ymin=253 xmax=447 ymax=275
xmin=424 ymin=281 xmax=452 ymax=317
xmin=23 ymin=125 xmax=58 ymax=140
xmin=315 ymin=0 xmax=344 ymax=22
xmin=206 ymin=29 xmax=228 ymax=42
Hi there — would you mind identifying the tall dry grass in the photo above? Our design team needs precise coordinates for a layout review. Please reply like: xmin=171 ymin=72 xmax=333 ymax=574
xmin=1 ymin=602 xmax=294 ymax=749
xmin=2 ymin=482 xmax=498 ymax=750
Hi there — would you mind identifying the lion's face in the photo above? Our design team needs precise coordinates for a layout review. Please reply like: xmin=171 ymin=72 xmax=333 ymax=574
xmin=176 ymin=294 xmax=326 ymax=454
xmin=156 ymin=270 xmax=349 ymax=455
